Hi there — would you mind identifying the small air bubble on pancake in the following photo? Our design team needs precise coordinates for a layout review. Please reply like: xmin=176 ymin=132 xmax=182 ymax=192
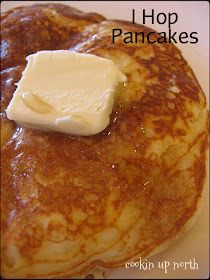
xmin=170 ymin=85 xmax=180 ymax=94
xmin=167 ymin=92 xmax=176 ymax=99
xmin=168 ymin=102 xmax=175 ymax=109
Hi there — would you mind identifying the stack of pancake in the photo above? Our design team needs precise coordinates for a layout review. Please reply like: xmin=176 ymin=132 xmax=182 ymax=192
xmin=1 ymin=4 xmax=208 ymax=279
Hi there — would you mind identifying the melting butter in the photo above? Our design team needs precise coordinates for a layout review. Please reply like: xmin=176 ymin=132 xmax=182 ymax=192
xmin=21 ymin=92 xmax=54 ymax=114
xmin=6 ymin=50 xmax=126 ymax=136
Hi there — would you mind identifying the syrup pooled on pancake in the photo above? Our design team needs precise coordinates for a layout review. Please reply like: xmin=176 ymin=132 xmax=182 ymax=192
xmin=1 ymin=4 xmax=208 ymax=279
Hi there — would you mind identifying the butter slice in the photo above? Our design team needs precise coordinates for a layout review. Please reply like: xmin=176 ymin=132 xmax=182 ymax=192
xmin=6 ymin=50 xmax=126 ymax=136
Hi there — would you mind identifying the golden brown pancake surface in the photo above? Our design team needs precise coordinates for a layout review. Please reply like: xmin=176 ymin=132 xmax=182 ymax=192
xmin=0 ymin=4 xmax=208 ymax=279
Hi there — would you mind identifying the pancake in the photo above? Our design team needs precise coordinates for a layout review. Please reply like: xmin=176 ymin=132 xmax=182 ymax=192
xmin=1 ymin=4 xmax=208 ymax=279
xmin=0 ymin=3 xmax=105 ymax=70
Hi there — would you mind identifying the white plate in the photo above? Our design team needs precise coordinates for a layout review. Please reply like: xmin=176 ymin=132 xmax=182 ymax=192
xmin=1 ymin=1 xmax=209 ymax=279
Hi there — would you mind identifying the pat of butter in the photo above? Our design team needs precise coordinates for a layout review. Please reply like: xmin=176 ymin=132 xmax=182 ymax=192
xmin=6 ymin=50 xmax=126 ymax=136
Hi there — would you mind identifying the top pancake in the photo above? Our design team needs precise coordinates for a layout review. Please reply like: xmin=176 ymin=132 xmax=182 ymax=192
xmin=0 ymin=3 xmax=208 ymax=279
xmin=1 ymin=3 xmax=105 ymax=70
